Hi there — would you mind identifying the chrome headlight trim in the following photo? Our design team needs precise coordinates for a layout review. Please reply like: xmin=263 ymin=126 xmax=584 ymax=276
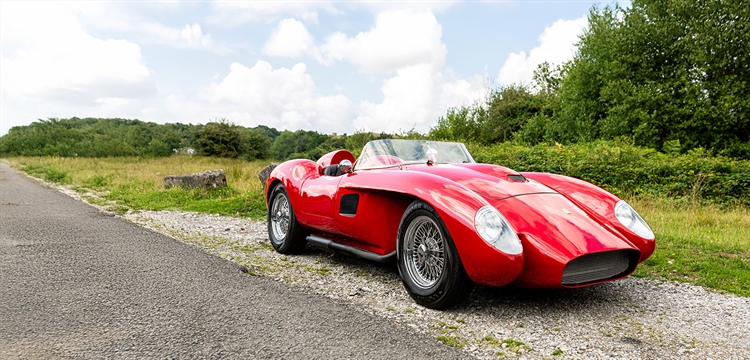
xmin=614 ymin=200 xmax=655 ymax=240
xmin=474 ymin=205 xmax=523 ymax=255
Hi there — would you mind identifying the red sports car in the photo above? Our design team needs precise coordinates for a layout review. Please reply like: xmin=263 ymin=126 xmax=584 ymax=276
xmin=264 ymin=139 xmax=655 ymax=309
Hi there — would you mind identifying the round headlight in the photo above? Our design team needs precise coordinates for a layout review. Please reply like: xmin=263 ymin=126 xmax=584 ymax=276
xmin=474 ymin=206 xmax=522 ymax=254
xmin=614 ymin=200 xmax=654 ymax=240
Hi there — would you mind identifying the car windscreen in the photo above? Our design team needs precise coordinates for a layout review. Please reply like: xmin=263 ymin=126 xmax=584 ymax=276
xmin=355 ymin=139 xmax=475 ymax=170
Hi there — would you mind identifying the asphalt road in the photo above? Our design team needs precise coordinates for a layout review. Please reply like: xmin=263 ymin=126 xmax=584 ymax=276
xmin=0 ymin=162 xmax=468 ymax=359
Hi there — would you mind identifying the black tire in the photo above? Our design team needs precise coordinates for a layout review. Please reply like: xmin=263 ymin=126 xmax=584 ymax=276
xmin=267 ymin=183 xmax=307 ymax=254
xmin=397 ymin=200 xmax=474 ymax=309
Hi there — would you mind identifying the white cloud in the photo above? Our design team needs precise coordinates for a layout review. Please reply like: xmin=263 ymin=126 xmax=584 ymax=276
xmin=497 ymin=16 xmax=587 ymax=86
xmin=354 ymin=65 xmax=485 ymax=133
xmin=0 ymin=2 xmax=158 ymax=134
xmin=195 ymin=61 xmax=355 ymax=132
xmin=74 ymin=4 xmax=228 ymax=54
xmin=321 ymin=9 xmax=446 ymax=72
xmin=209 ymin=2 xmax=341 ymax=25
xmin=263 ymin=19 xmax=317 ymax=59
xmin=357 ymin=1 xmax=459 ymax=14
xmin=1 ymin=3 xmax=155 ymax=105
xmin=174 ymin=56 xmax=484 ymax=135
xmin=0 ymin=2 xmax=496 ymax=137
xmin=245 ymin=8 xmax=485 ymax=134
xmin=181 ymin=24 xmax=212 ymax=47
xmin=317 ymin=9 xmax=482 ymax=133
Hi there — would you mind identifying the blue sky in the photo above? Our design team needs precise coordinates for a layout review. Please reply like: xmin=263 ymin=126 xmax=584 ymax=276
xmin=1 ymin=1 xmax=626 ymax=136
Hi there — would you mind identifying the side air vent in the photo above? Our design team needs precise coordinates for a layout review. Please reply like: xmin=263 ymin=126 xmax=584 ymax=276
xmin=339 ymin=194 xmax=359 ymax=216
xmin=562 ymin=250 xmax=639 ymax=285
xmin=507 ymin=174 xmax=527 ymax=182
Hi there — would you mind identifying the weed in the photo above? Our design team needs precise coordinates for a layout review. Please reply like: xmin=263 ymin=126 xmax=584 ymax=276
xmin=44 ymin=167 xmax=68 ymax=182
xmin=478 ymin=335 xmax=500 ymax=348
xmin=552 ymin=348 xmax=563 ymax=356
xmin=313 ymin=267 xmax=330 ymax=276
xmin=500 ymin=338 xmax=529 ymax=353
xmin=84 ymin=174 xmax=111 ymax=188
xmin=435 ymin=335 xmax=466 ymax=349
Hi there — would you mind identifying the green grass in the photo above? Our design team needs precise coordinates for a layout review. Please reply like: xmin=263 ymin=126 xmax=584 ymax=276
xmin=629 ymin=197 xmax=750 ymax=296
xmin=8 ymin=156 xmax=270 ymax=219
xmin=435 ymin=334 xmax=467 ymax=349
xmin=5 ymin=156 xmax=750 ymax=298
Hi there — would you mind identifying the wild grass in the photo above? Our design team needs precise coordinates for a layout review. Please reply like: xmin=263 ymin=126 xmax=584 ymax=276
xmin=628 ymin=196 xmax=750 ymax=296
xmin=8 ymin=156 xmax=272 ymax=219
xmin=5 ymin=156 xmax=750 ymax=297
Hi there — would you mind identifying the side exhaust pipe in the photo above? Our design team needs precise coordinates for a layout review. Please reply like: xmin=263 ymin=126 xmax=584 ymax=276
xmin=306 ymin=235 xmax=396 ymax=263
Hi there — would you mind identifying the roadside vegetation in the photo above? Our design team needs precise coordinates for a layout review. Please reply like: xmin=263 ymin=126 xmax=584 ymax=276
xmin=2 ymin=0 xmax=748 ymax=296
xmin=7 ymin=150 xmax=749 ymax=297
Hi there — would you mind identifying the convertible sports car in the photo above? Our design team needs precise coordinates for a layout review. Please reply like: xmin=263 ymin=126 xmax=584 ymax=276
xmin=264 ymin=139 xmax=655 ymax=309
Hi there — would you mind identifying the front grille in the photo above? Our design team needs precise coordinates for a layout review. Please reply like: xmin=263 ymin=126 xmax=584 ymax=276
xmin=562 ymin=250 xmax=636 ymax=285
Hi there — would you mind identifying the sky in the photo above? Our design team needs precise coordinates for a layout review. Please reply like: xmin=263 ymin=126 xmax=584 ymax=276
xmin=0 ymin=0 xmax=626 ymax=136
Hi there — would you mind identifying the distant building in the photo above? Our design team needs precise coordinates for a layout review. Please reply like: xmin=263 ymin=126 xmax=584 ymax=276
xmin=173 ymin=147 xmax=195 ymax=155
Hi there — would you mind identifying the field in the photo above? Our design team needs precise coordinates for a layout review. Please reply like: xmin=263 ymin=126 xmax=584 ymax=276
xmin=6 ymin=156 xmax=750 ymax=297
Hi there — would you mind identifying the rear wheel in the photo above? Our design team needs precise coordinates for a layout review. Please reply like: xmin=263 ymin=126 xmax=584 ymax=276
xmin=267 ymin=184 xmax=307 ymax=254
xmin=397 ymin=200 xmax=473 ymax=309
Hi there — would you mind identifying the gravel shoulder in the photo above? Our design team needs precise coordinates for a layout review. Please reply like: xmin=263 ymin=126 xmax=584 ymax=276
xmin=47 ymin=182 xmax=750 ymax=359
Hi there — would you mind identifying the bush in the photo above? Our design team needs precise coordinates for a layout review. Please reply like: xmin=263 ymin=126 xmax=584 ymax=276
xmin=194 ymin=121 xmax=243 ymax=158
xmin=470 ymin=140 xmax=750 ymax=206
xmin=43 ymin=167 xmax=68 ymax=183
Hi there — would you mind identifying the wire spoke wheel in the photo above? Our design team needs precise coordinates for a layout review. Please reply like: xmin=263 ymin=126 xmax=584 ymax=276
xmin=403 ymin=215 xmax=446 ymax=290
xmin=270 ymin=192 xmax=291 ymax=245
xmin=267 ymin=184 xmax=307 ymax=254
xmin=397 ymin=200 xmax=473 ymax=309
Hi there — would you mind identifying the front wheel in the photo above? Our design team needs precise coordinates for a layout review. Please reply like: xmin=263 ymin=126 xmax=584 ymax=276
xmin=267 ymin=183 xmax=307 ymax=254
xmin=397 ymin=200 xmax=473 ymax=309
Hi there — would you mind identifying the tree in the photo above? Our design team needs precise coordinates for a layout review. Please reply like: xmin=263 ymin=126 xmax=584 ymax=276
xmin=269 ymin=130 xmax=329 ymax=160
xmin=556 ymin=0 xmax=750 ymax=157
xmin=239 ymin=127 xmax=272 ymax=160
xmin=194 ymin=120 xmax=243 ymax=158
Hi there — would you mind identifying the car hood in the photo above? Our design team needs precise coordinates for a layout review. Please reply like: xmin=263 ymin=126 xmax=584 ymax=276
xmin=408 ymin=163 xmax=556 ymax=200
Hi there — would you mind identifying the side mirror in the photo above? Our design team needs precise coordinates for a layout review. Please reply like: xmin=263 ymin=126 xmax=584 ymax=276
xmin=338 ymin=159 xmax=352 ymax=173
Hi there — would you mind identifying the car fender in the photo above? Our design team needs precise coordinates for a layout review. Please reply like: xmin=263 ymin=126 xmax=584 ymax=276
xmin=265 ymin=159 xmax=320 ymax=210
xmin=521 ymin=172 xmax=655 ymax=262
xmin=340 ymin=169 xmax=525 ymax=287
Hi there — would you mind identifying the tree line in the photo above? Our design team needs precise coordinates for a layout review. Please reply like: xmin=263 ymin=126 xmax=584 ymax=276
xmin=0 ymin=116 xmax=393 ymax=161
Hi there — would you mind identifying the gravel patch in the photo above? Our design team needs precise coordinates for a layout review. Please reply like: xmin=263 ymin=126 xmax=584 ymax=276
xmin=39 ymin=181 xmax=750 ymax=359
xmin=120 ymin=210 xmax=750 ymax=360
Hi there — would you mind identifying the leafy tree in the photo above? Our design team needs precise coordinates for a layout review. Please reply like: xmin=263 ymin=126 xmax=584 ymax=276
xmin=429 ymin=105 xmax=486 ymax=143
xmin=556 ymin=0 xmax=750 ymax=157
xmin=270 ymin=130 xmax=329 ymax=160
xmin=239 ymin=127 xmax=272 ymax=160
xmin=481 ymin=85 xmax=546 ymax=143
xmin=194 ymin=120 xmax=244 ymax=158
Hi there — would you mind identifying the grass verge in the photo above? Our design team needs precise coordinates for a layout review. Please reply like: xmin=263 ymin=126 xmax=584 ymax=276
xmin=7 ymin=156 xmax=270 ymax=219
xmin=5 ymin=156 xmax=750 ymax=297
xmin=629 ymin=197 xmax=750 ymax=296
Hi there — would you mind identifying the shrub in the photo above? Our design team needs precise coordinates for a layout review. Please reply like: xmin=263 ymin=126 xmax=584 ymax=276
xmin=470 ymin=140 xmax=750 ymax=206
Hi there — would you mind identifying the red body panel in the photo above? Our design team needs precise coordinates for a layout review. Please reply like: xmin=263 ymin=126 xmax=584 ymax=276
xmin=495 ymin=194 xmax=638 ymax=287
xmin=521 ymin=172 xmax=656 ymax=263
xmin=265 ymin=155 xmax=655 ymax=289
